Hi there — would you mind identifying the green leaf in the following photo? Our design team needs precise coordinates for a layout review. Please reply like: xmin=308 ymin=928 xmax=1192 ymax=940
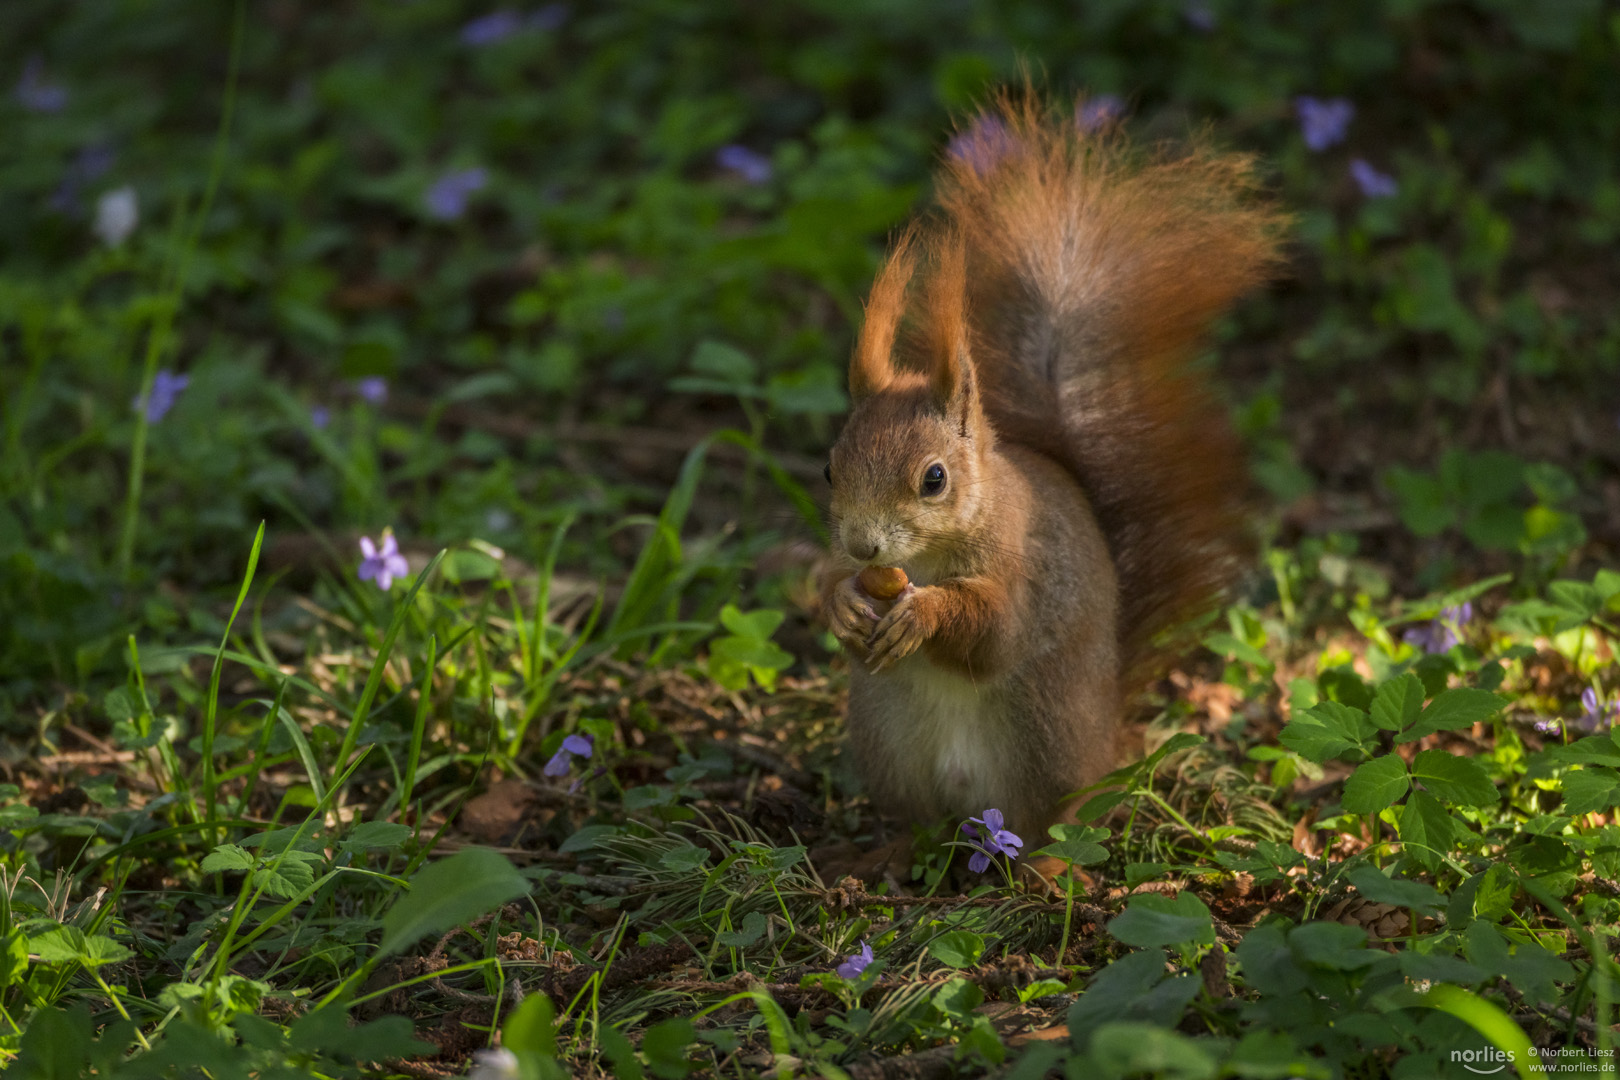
xmin=688 ymin=340 xmax=756 ymax=384
xmin=1138 ymin=732 xmax=1208 ymax=773
xmin=1107 ymin=892 xmax=1216 ymax=948
xmin=928 ymin=929 xmax=986 ymax=968
xmin=716 ymin=911 xmax=767 ymax=948
xmin=342 ymin=821 xmax=412 ymax=851
xmin=1005 ymin=1044 xmax=1066 ymax=1080
xmin=1203 ymin=632 xmax=1272 ymax=672
xmin=502 ymin=992 xmax=556 ymax=1057
xmin=1074 ymin=790 xmax=1130 ymax=823
xmin=932 ymin=975 xmax=985 ymax=1017
xmin=10 ymin=1004 xmax=91 ymax=1080
xmin=1287 ymin=921 xmax=1379 ymax=971
xmin=1559 ymin=766 xmax=1620 ymax=815
xmin=1497 ymin=598 xmax=1590 ymax=636
xmin=1068 ymin=950 xmax=1199 ymax=1043
xmin=1465 ymin=922 xmax=1572 ymax=1007
xmin=642 ymin=1017 xmax=697 ymax=1080
xmin=1398 ymin=949 xmax=1486 ymax=984
xmin=1553 ymin=736 xmax=1620 ymax=767
xmin=1224 ymin=1031 xmax=1323 ymax=1080
xmin=959 ymin=1013 xmax=1006 ymax=1067
xmin=0 ymin=929 xmax=28 ymax=989
xmin=253 ymin=854 xmax=318 ymax=899
xmin=1399 ymin=793 xmax=1464 ymax=880
xmin=341 ymin=1016 xmax=437 ymax=1062
xmin=379 ymin=848 xmax=529 ymax=957
xmin=201 ymin=844 xmax=255 ymax=873
xmin=29 ymin=927 xmax=131 ymax=968
xmin=1398 ymin=688 xmax=1507 ymax=743
xmin=766 ymin=365 xmax=847 ymax=415
xmin=718 ymin=603 xmax=783 ymax=640
xmin=600 ymin=1026 xmax=646 ymax=1080
xmin=1384 ymin=467 xmax=1453 ymax=536
xmin=1346 ymin=866 xmax=1444 ymax=915
xmin=1088 ymin=1022 xmax=1217 ymax=1080
xmin=1411 ymin=749 xmax=1498 ymax=807
xmin=1463 ymin=502 xmax=1525 ymax=552
xmin=1547 ymin=580 xmax=1600 ymax=619
xmin=1341 ymin=754 xmax=1410 ymax=814
xmin=658 ymin=844 xmax=710 ymax=872
xmin=1318 ymin=666 xmax=1373 ymax=711
xmin=1594 ymin=568 xmax=1620 ymax=607
xmin=559 ymin=824 xmax=623 ymax=854
xmin=1036 ymin=823 xmax=1111 ymax=866
xmin=1278 ymin=701 xmax=1377 ymax=763
xmin=1370 ymin=673 xmax=1425 ymax=732
xmin=1016 ymin=978 xmax=1071 ymax=1003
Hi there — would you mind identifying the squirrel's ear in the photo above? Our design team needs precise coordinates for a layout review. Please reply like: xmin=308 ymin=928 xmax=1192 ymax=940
xmin=924 ymin=234 xmax=977 ymax=429
xmin=931 ymin=342 xmax=976 ymax=421
xmin=850 ymin=231 xmax=918 ymax=402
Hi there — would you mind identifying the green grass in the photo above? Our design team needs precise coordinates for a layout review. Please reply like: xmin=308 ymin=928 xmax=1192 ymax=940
xmin=2 ymin=0 xmax=1619 ymax=1076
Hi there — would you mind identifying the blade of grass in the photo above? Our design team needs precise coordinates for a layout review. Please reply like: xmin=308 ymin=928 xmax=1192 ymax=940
xmin=333 ymin=549 xmax=447 ymax=779
xmin=398 ymin=634 xmax=436 ymax=822
xmin=276 ymin=707 xmax=326 ymax=807
xmin=202 ymin=521 xmax=265 ymax=839
xmin=237 ymin=680 xmax=291 ymax=815
xmin=116 ymin=0 xmax=246 ymax=580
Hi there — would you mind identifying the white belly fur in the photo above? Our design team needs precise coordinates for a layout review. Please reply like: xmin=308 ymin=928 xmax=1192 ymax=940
xmin=892 ymin=656 xmax=1001 ymax=812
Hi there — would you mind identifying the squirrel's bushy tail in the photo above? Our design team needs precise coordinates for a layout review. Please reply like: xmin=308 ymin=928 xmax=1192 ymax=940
xmin=934 ymin=94 xmax=1288 ymax=688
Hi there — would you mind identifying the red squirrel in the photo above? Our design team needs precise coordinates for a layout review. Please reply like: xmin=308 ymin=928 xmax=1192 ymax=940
xmin=818 ymin=95 xmax=1286 ymax=854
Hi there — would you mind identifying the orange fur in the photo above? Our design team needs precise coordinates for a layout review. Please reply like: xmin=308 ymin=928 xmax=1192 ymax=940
xmin=850 ymin=227 xmax=919 ymax=401
xmin=932 ymin=92 xmax=1287 ymax=688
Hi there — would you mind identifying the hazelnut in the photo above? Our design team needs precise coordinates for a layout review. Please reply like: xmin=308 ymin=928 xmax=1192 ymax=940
xmin=858 ymin=566 xmax=909 ymax=601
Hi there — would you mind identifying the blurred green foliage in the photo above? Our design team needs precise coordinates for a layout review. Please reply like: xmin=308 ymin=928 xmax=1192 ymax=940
xmin=3 ymin=0 xmax=1617 ymax=703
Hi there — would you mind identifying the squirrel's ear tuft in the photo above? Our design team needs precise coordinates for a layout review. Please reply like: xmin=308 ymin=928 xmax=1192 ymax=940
xmin=923 ymin=233 xmax=977 ymax=428
xmin=851 ymin=229 xmax=918 ymax=401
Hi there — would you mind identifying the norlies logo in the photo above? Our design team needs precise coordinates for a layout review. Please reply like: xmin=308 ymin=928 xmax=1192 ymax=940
xmin=1452 ymin=1047 xmax=1514 ymax=1075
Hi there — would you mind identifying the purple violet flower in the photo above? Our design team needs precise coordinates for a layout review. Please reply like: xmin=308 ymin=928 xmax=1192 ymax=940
xmin=461 ymin=10 xmax=524 ymax=46
xmin=543 ymin=733 xmax=594 ymax=777
xmin=133 ymin=370 xmax=189 ymax=423
xmin=1533 ymin=718 xmax=1562 ymax=736
xmin=15 ymin=57 xmax=68 ymax=113
xmin=1403 ymin=602 xmax=1472 ymax=655
xmin=836 ymin=940 xmax=874 ymax=980
xmin=1295 ymin=96 xmax=1354 ymax=152
xmin=947 ymin=115 xmax=1017 ymax=177
xmin=355 ymin=376 xmax=389 ymax=404
xmin=961 ymin=808 xmax=1023 ymax=873
xmin=1350 ymin=159 xmax=1398 ymax=199
xmin=1183 ymin=0 xmax=1217 ymax=32
xmin=1077 ymin=95 xmax=1124 ymax=134
xmin=310 ymin=404 xmax=331 ymax=430
xmin=1576 ymin=688 xmax=1619 ymax=733
xmin=715 ymin=145 xmax=772 ymax=185
xmin=358 ymin=532 xmax=410 ymax=591
xmin=424 ymin=167 xmax=488 ymax=221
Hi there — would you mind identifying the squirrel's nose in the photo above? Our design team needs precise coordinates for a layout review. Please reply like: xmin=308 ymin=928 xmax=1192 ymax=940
xmin=845 ymin=538 xmax=879 ymax=562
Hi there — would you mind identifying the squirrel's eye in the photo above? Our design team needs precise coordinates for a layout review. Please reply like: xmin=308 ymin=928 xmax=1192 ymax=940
xmin=921 ymin=463 xmax=947 ymax=496
xmin=823 ymin=462 xmax=832 ymax=484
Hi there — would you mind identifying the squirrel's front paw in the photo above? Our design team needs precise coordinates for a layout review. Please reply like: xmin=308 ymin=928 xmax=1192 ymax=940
xmin=866 ymin=589 xmax=932 ymax=672
xmin=827 ymin=576 xmax=878 ymax=658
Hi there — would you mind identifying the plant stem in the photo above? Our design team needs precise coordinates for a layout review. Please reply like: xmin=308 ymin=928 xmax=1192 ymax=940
xmin=116 ymin=0 xmax=245 ymax=580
